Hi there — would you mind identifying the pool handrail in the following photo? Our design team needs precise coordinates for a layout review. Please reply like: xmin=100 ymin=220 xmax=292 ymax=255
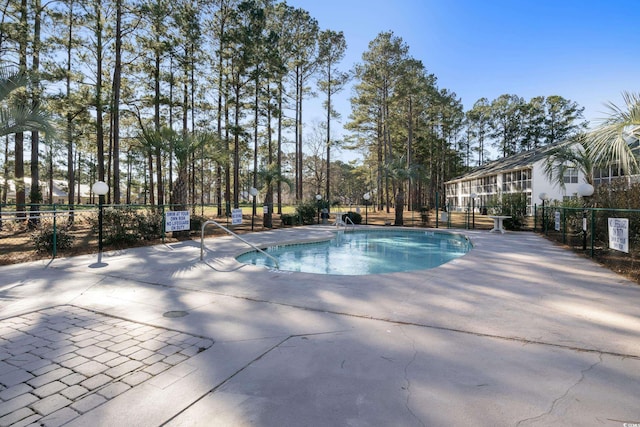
xmin=335 ymin=214 xmax=355 ymax=232
xmin=200 ymin=219 xmax=279 ymax=269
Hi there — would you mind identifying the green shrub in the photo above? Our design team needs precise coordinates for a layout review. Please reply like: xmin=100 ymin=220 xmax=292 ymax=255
xmin=498 ymin=192 xmax=528 ymax=230
xmin=281 ymin=214 xmax=296 ymax=226
xmin=31 ymin=226 xmax=74 ymax=253
xmin=105 ymin=207 xmax=139 ymax=245
xmin=189 ymin=215 xmax=206 ymax=234
xmin=344 ymin=211 xmax=362 ymax=225
xmin=87 ymin=207 xmax=165 ymax=245
xmin=295 ymin=201 xmax=317 ymax=225
xmin=137 ymin=210 xmax=163 ymax=240
xmin=557 ymin=198 xmax=583 ymax=234
xmin=89 ymin=207 xmax=136 ymax=246
xmin=592 ymin=181 xmax=640 ymax=245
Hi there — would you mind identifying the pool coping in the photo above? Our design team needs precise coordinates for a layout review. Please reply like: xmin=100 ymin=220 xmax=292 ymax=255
xmin=229 ymin=225 xmax=474 ymax=275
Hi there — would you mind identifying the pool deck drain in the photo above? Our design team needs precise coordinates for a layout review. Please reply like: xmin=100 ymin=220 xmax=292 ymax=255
xmin=162 ymin=311 xmax=189 ymax=318
xmin=0 ymin=306 xmax=212 ymax=427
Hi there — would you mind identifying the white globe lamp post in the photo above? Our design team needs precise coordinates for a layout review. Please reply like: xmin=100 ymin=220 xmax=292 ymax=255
xmin=92 ymin=181 xmax=109 ymax=253
xmin=577 ymin=183 xmax=594 ymax=250
xmin=363 ymin=192 xmax=371 ymax=225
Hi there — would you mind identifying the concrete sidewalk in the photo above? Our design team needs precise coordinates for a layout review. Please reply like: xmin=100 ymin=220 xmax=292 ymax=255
xmin=1 ymin=226 xmax=639 ymax=426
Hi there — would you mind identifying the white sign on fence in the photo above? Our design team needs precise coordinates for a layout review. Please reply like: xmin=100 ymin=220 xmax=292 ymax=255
xmin=165 ymin=210 xmax=190 ymax=232
xmin=608 ymin=217 xmax=629 ymax=253
xmin=232 ymin=208 xmax=243 ymax=225
xmin=554 ymin=211 xmax=561 ymax=231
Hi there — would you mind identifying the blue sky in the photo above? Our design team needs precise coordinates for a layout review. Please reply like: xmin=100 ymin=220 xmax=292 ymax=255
xmin=286 ymin=0 xmax=638 ymax=159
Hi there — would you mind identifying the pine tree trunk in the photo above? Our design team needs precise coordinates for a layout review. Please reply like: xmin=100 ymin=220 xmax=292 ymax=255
xmin=395 ymin=191 xmax=404 ymax=226
xmin=264 ymin=187 xmax=273 ymax=228
xmin=172 ymin=169 xmax=189 ymax=238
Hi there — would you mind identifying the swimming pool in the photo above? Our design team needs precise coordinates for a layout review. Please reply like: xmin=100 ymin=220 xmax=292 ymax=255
xmin=236 ymin=229 xmax=472 ymax=275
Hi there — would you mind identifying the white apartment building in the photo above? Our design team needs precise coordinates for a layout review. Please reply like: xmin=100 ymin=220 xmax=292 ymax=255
xmin=444 ymin=142 xmax=588 ymax=214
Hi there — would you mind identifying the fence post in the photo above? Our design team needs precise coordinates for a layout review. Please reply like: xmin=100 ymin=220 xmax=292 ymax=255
xmin=590 ymin=208 xmax=595 ymax=257
xmin=562 ymin=208 xmax=566 ymax=244
xmin=435 ymin=192 xmax=439 ymax=228
xmin=466 ymin=202 xmax=470 ymax=229
xmin=161 ymin=205 xmax=166 ymax=243
xmin=52 ymin=204 xmax=57 ymax=259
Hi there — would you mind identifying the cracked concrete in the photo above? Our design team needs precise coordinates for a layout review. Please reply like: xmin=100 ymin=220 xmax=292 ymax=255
xmin=1 ymin=226 xmax=640 ymax=426
xmin=516 ymin=354 xmax=603 ymax=426
xmin=399 ymin=326 xmax=425 ymax=427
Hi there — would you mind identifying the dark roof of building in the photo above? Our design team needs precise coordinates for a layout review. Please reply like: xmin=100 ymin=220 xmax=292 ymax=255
xmin=447 ymin=141 xmax=573 ymax=183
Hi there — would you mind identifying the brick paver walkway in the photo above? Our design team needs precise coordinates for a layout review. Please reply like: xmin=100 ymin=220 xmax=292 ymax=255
xmin=0 ymin=305 xmax=213 ymax=427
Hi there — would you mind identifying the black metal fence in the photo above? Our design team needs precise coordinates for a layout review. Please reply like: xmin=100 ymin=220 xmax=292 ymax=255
xmin=3 ymin=202 xmax=640 ymax=282
xmin=534 ymin=204 xmax=640 ymax=281
xmin=0 ymin=203 xmax=263 ymax=262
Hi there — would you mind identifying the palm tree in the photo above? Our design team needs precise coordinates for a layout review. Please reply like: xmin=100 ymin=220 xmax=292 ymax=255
xmin=135 ymin=122 xmax=172 ymax=206
xmin=386 ymin=155 xmax=420 ymax=226
xmin=0 ymin=67 xmax=54 ymax=137
xmin=172 ymin=130 xmax=209 ymax=209
xmin=257 ymin=163 xmax=292 ymax=228
xmin=587 ymin=91 xmax=640 ymax=176
xmin=1 ymin=67 xmax=55 ymax=226
xmin=168 ymin=129 xmax=210 ymax=238
xmin=543 ymin=135 xmax=594 ymax=190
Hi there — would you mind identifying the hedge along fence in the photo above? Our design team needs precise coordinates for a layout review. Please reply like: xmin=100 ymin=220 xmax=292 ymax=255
xmin=0 ymin=203 xmax=270 ymax=261
xmin=534 ymin=204 xmax=640 ymax=281
xmin=0 ymin=204 xmax=97 ymax=257
xmin=1 ymin=199 xmax=495 ymax=261
xmin=7 ymin=201 xmax=637 ymax=280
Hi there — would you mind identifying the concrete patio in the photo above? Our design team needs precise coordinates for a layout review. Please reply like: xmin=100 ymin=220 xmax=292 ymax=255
xmin=1 ymin=226 xmax=639 ymax=426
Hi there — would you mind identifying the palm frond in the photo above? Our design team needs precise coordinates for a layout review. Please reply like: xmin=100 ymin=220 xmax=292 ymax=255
xmin=257 ymin=163 xmax=293 ymax=191
xmin=0 ymin=103 xmax=56 ymax=138
xmin=588 ymin=91 xmax=640 ymax=175
xmin=0 ymin=67 xmax=56 ymax=138
xmin=543 ymin=135 xmax=594 ymax=189
xmin=0 ymin=67 xmax=29 ymax=102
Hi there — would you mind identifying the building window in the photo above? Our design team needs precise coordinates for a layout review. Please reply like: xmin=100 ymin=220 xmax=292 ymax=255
xmin=480 ymin=175 xmax=497 ymax=193
xmin=502 ymin=169 xmax=532 ymax=192
xmin=563 ymin=168 xmax=578 ymax=184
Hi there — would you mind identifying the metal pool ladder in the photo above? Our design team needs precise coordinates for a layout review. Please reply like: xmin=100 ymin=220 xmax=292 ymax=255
xmin=200 ymin=220 xmax=279 ymax=269
xmin=336 ymin=215 xmax=356 ymax=232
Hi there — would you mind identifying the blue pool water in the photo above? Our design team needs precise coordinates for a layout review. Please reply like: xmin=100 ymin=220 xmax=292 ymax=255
xmin=236 ymin=230 xmax=472 ymax=275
